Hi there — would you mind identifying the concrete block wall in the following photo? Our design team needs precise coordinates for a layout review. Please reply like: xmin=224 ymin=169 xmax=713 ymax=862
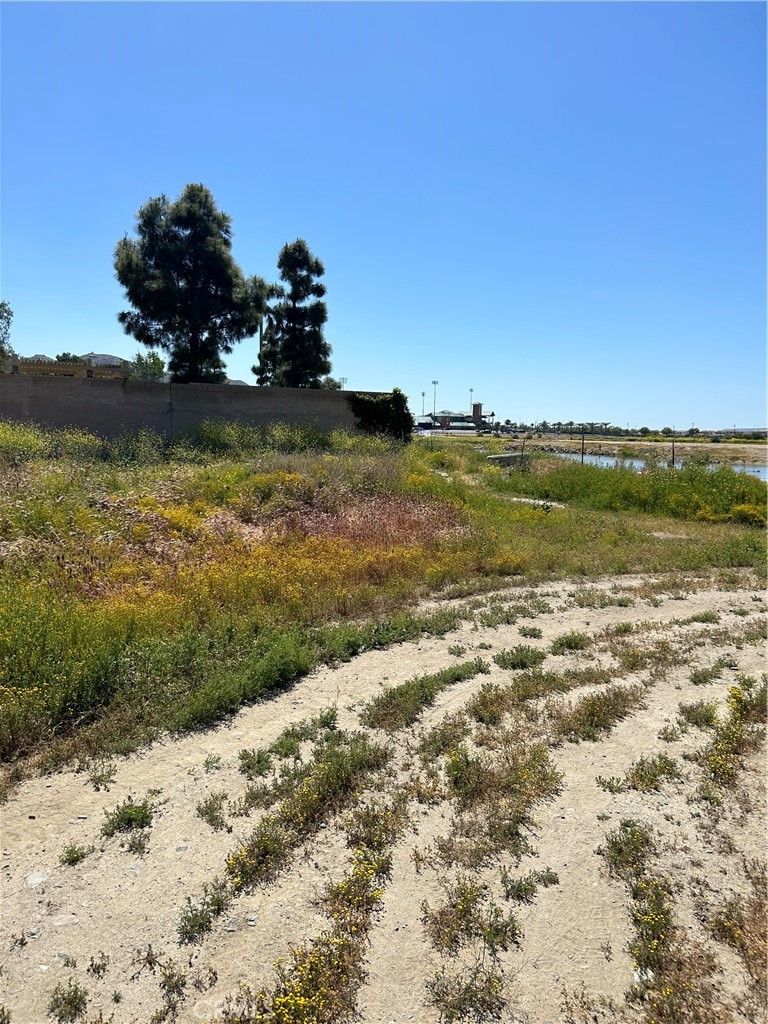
xmin=0 ymin=375 xmax=368 ymax=437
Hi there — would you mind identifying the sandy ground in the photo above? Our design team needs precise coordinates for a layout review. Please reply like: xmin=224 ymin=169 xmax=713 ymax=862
xmin=1 ymin=569 xmax=765 ymax=1024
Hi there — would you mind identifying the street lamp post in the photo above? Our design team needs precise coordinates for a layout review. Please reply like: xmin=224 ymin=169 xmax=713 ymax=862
xmin=469 ymin=387 xmax=473 ymax=414
xmin=421 ymin=392 xmax=425 ymax=416
xmin=432 ymin=380 xmax=438 ymax=422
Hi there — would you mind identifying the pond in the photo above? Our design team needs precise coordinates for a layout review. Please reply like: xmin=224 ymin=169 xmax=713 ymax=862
xmin=550 ymin=450 xmax=767 ymax=481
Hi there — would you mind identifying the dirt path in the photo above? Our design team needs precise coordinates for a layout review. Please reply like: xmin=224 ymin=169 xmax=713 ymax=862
xmin=1 ymin=570 xmax=765 ymax=1024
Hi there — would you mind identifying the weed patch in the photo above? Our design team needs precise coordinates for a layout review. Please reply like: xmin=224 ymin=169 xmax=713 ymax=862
xmin=552 ymin=684 xmax=646 ymax=743
xmin=493 ymin=646 xmax=546 ymax=671
xmin=361 ymin=660 xmax=488 ymax=732
xmin=101 ymin=795 xmax=154 ymax=838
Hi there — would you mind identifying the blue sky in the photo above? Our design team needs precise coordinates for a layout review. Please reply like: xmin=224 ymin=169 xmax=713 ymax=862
xmin=1 ymin=1 xmax=765 ymax=428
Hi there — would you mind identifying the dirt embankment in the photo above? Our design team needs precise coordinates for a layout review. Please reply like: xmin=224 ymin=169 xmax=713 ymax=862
xmin=1 ymin=570 xmax=765 ymax=1024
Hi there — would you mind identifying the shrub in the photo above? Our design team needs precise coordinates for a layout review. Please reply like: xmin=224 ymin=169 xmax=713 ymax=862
xmin=346 ymin=388 xmax=414 ymax=440
xmin=550 ymin=631 xmax=591 ymax=655
xmin=361 ymin=660 xmax=488 ymax=732
xmin=47 ymin=979 xmax=88 ymax=1023
xmin=493 ymin=646 xmax=547 ymax=671
xmin=101 ymin=796 xmax=153 ymax=837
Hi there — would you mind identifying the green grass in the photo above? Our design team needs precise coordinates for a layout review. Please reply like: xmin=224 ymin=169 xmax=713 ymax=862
xmin=484 ymin=454 xmax=767 ymax=526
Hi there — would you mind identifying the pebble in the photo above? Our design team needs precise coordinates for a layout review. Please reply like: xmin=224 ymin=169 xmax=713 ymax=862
xmin=176 ymin=845 xmax=188 ymax=852
xmin=25 ymin=871 xmax=47 ymax=888
xmin=52 ymin=915 xmax=79 ymax=928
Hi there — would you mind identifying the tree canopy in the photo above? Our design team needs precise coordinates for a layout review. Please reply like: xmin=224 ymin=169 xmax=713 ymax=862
xmin=253 ymin=239 xmax=331 ymax=388
xmin=131 ymin=350 xmax=166 ymax=381
xmin=0 ymin=301 xmax=14 ymax=361
xmin=115 ymin=184 xmax=266 ymax=383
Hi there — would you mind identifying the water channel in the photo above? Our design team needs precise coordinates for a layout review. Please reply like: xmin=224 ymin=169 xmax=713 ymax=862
xmin=549 ymin=450 xmax=767 ymax=481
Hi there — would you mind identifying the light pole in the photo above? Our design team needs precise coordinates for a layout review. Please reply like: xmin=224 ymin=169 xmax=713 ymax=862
xmin=469 ymin=387 xmax=473 ymax=414
xmin=421 ymin=392 xmax=425 ymax=416
xmin=339 ymin=377 xmax=347 ymax=390
xmin=432 ymin=380 xmax=438 ymax=421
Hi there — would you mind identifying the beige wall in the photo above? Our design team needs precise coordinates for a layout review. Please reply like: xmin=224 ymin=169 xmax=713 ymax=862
xmin=0 ymin=375 xmax=366 ymax=436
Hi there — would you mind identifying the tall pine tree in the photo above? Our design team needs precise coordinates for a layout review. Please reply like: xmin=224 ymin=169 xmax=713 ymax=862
xmin=253 ymin=240 xmax=331 ymax=388
xmin=115 ymin=184 xmax=266 ymax=383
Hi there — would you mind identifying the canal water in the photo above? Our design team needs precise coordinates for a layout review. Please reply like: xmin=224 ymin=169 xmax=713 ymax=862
xmin=550 ymin=450 xmax=767 ymax=481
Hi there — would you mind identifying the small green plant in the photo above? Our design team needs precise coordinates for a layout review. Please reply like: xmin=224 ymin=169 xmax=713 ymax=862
xmin=624 ymin=753 xmax=681 ymax=792
xmin=550 ymin=631 xmax=591 ymax=655
xmin=596 ymin=775 xmax=627 ymax=794
xmin=423 ymin=876 xmax=521 ymax=956
xmin=87 ymin=953 xmax=109 ymax=979
xmin=708 ymin=858 xmax=766 ymax=1005
xmin=448 ymin=644 xmax=467 ymax=657
xmin=238 ymin=747 xmax=272 ymax=779
xmin=680 ymin=610 xmax=721 ymax=625
xmin=690 ymin=658 xmax=729 ymax=686
xmin=493 ymin=646 xmax=546 ymax=671
xmin=699 ymin=676 xmax=767 ymax=789
xmin=178 ymin=877 xmax=232 ymax=944
xmin=129 ymin=830 xmax=152 ymax=856
xmin=0 ymin=1006 xmax=11 ymax=1024
xmin=553 ymin=684 xmax=645 ymax=743
xmin=196 ymin=792 xmax=231 ymax=833
xmin=87 ymin=761 xmax=117 ymax=792
xmin=419 ymin=712 xmax=470 ymax=761
xmin=500 ymin=867 xmax=559 ymax=903
xmin=101 ymin=795 xmax=154 ymax=838
xmin=47 ymin=978 xmax=88 ymax=1022
xmin=601 ymin=819 xmax=655 ymax=880
xmin=361 ymin=660 xmax=488 ymax=732
xmin=608 ymin=621 xmax=634 ymax=636
xmin=426 ymin=963 xmax=506 ymax=1022
xmin=518 ymin=626 xmax=542 ymax=639
xmin=203 ymin=754 xmax=221 ymax=772
xmin=466 ymin=682 xmax=511 ymax=726
xmin=658 ymin=724 xmax=681 ymax=742
xmin=678 ymin=699 xmax=719 ymax=731
xmin=59 ymin=843 xmax=92 ymax=866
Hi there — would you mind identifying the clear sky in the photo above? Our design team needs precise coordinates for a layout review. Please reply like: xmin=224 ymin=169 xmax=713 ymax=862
xmin=1 ymin=1 xmax=765 ymax=428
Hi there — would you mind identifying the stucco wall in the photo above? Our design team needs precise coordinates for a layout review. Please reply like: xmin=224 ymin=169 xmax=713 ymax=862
xmin=0 ymin=375 xmax=366 ymax=436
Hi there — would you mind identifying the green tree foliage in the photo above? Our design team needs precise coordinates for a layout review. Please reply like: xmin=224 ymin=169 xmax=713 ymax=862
xmin=56 ymin=352 xmax=82 ymax=363
xmin=115 ymin=184 xmax=266 ymax=383
xmin=131 ymin=350 xmax=166 ymax=381
xmin=0 ymin=301 xmax=13 ymax=361
xmin=347 ymin=388 xmax=414 ymax=441
xmin=253 ymin=239 xmax=331 ymax=388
